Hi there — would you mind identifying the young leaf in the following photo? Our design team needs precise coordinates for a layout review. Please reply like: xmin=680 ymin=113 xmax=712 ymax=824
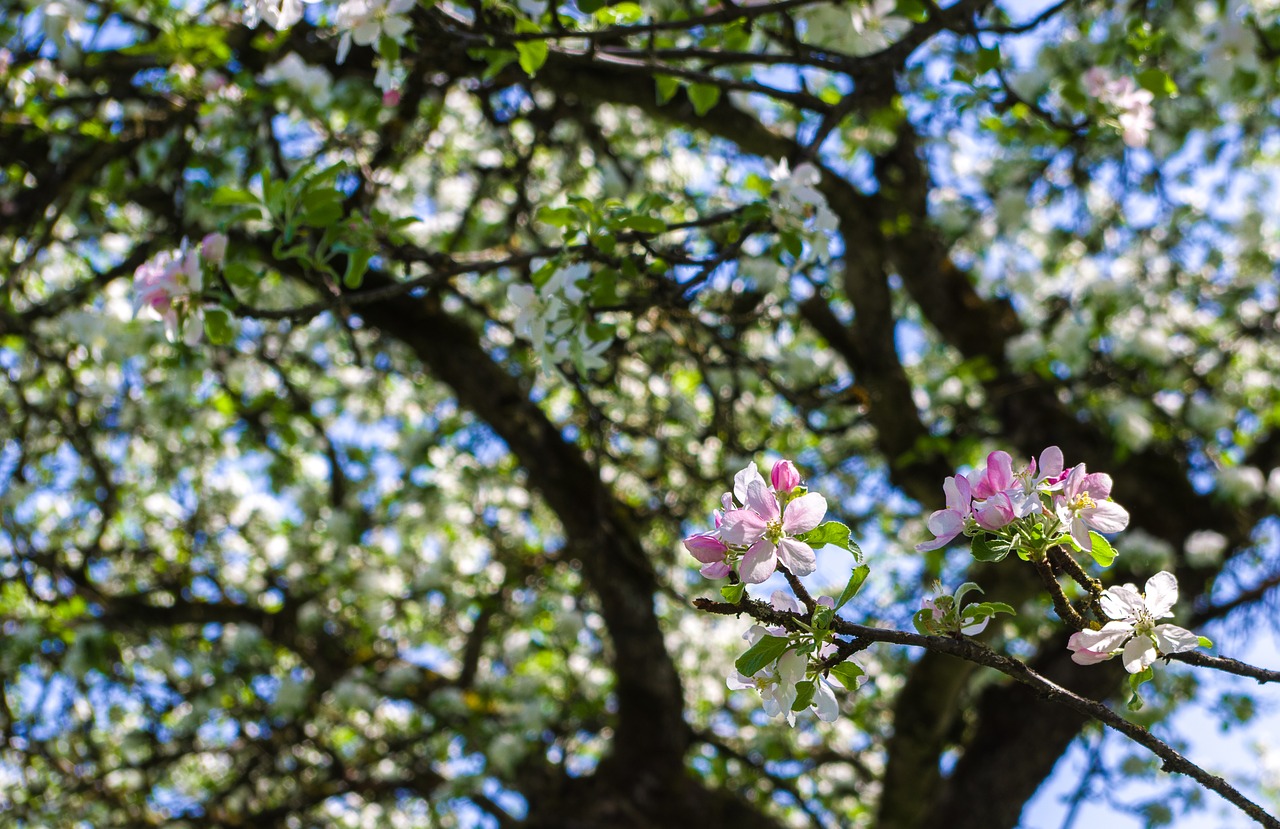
xmin=655 ymin=74 xmax=680 ymax=105
xmin=1197 ymin=635 xmax=1213 ymax=649
xmin=203 ymin=308 xmax=234 ymax=345
xmin=791 ymin=679 xmax=816 ymax=711
xmin=735 ymin=635 xmax=791 ymax=678
xmin=970 ymin=535 xmax=1008 ymax=563
xmin=618 ymin=215 xmax=667 ymax=234
xmin=829 ymin=661 xmax=865 ymax=691
xmin=797 ymin=520 xmax=853 ymax=553
xmin=1087 ymin=532 xmax=1116 ymax=567
xmin=952 ymin=581 xmax=983 ymax=608
xmin=720 ymin=582 xmax=746 ymax=604
xmin=835 ymin=564 xmax=871 ymax=610
xmin=513 ymin=20 xmax=549 ymax=76
xmin=343 ymin=249 xmax=373 ymax=289
xmin=687 ymin=83 xmax=721 ymax=116
xmin=1127 ymin=666 xmax=1154 ymax=712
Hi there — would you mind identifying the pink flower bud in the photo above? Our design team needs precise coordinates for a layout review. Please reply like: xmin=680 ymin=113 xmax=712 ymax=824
xmin=201 ymin=232 xmax=228 ymax=266
xmin=382 ymin=88 xmax=401 ymax=107
xmin=771 ymin=459 xmax=800 ymax=492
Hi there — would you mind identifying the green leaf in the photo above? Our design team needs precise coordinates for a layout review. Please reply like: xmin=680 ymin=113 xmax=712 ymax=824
xmin=537 ymin=206 xmax=578 ymax=228
xmin=1197 ymin=635 xmax=1213 ymax=649
xmin=594 ymin=2 xmax=643 ymax=23
xmin=203 ymin=308 xmax=234 ymax=345
xmin=812 ymin=604 xmax=834 ymax=631
xmin=797 ymin=520 xmax=853 ymax=553
xmin=913 ymin=607 xmax=937 ymax=635
xmin=223 ymin=262 xmax=257 ymax=289
xmin=976 ymin=45 xmax=1001 ymax=74
xmin=970 ymin=535 xmax=1008 ymax=563
xmin=779 ymin=229 xmax=804 ymax=259
xmin=980 ymin=602 xmax=1016 ymax=616
xmin=514 ymin=20 xmax=549 ymax=76
xmin=720 ymin=582 xmax=746 ymax=604
xmin=835 ymin=564 xmax=871 ymax=610
xmin=791 ymin=679 xmax=816 ymax=711
xmin=1087 ymin=532 xmax=1116 ymax=568
xmin=1127 ymin=666 xmax=1154 ymax=711
xmin=687 ymin=83 xmax=721 ymax=116
xmin=655 ymin=74 xmax=680 ymax=105
xmin=343 ymin=249 xmax=373 ymax=289
xmin=829 ymin=661 xmax=865 ymax=691
xmin=618 ymin=215 xmax=668 ymax=234
xmin=735 ymin=635 xmax=791 ymax=677
xmin=211 ymin=187 xmax=258 ymax=207
xmin=1136 ymin=68 xmax=1178 ymax=97
xmin=895 ymin=0 xmax=929 ymax=22
xmin=952 ymin=581 xmax=983 ymax=608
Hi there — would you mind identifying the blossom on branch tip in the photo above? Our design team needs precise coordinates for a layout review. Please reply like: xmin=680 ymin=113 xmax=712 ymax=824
xmin=771 ymin=459 xmax=801 ymax=492
xmin=1067 ymin=571 xmax=1200 ymax=672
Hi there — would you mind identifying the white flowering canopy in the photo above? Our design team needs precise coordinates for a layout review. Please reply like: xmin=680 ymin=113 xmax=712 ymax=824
xmin=2 ymin=1 xmax=1280 ymax=828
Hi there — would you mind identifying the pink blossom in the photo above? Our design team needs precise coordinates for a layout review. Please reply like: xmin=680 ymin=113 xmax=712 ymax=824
xmin=970 ymin=450 xmax=1015 ymax=500
xmin=1068 ymin=572 xmax=1200 ymax=672
xmin=133 ymin=242 xmax=204 ymax=344
xmin=720 ymin=480 xmax=826 ymax=583
xmin=915 ymin=474 xmax=972 ymax=552
xmin=201 ymin=232 xmax=228 ymax=266
xmin=1055 ymin=464 xmax=1130 ymax=551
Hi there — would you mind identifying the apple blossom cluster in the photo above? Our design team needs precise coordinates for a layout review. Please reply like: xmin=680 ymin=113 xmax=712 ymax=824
xmin=916 ymin=445 xmax=1204 ymax=675
xmin=916 ymin=445 xmax=1129 ymax=561
xmin=769 ymin=160 xmax=838 ymax=254
xmin=685 ymin=460 xmax=869 ymax=726
xmin=507 ymin=262 xmax=611 ymax=376
xmin=243 ymin=0 xmax=414 ymax=96
xmin=1082 ymin=68 xmax=1156 ymax=148
xmin=683 ymin=459 xmax=834 ymax=584
xmin=132 ymin=233 xmax=227 ymax=345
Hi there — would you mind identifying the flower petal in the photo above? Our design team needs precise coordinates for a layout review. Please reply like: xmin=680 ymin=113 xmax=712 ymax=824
xmin=745 ymin=479 xmax=781 ymax=522
xmin=812 ymin=679 xmax=839 ymax=722
xmin=719 ymin=508 xmax=767 ymax=545
xmin=1122 ymin=636 xmax=1157 ymax=674
xmin=776 ymin=537 xmax=817 ymax=576
xmin=733 ymin=462 xmax=766 ymax=505
xmin=1154 ymin=624 xmax=1199 ymax=655
xmin=683 ymin=533 xmax=727 ymax=563
xmin=1085 ymin=500 xmax=1129 ymax=534
xmin=739 ymin=539 xmax=778 ymax=583
xmin=1070 ymin=624 xmax=1131 ymax=655
xmin=974 ymin=492 xmax=1014 ymax=531
xmin=1100 ymin=584 xmax=1145 ymax=621
xmin=782 ymin=492 xmax=827 ymax=535
xmin=700 ymin=561 xmax=731 ymax=579
xmin=1080 ymin=472 xmax=1113 ymax=500
xmin=943 ymin=475 xmax=971 ymax=514
xmin=1038 ymin=446 xmax=1064 ymax=480
xmin=770 ymin=590 xmax=800 ymax=614
xmin=1143 ymin=571 xmax=1179 ymax=618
